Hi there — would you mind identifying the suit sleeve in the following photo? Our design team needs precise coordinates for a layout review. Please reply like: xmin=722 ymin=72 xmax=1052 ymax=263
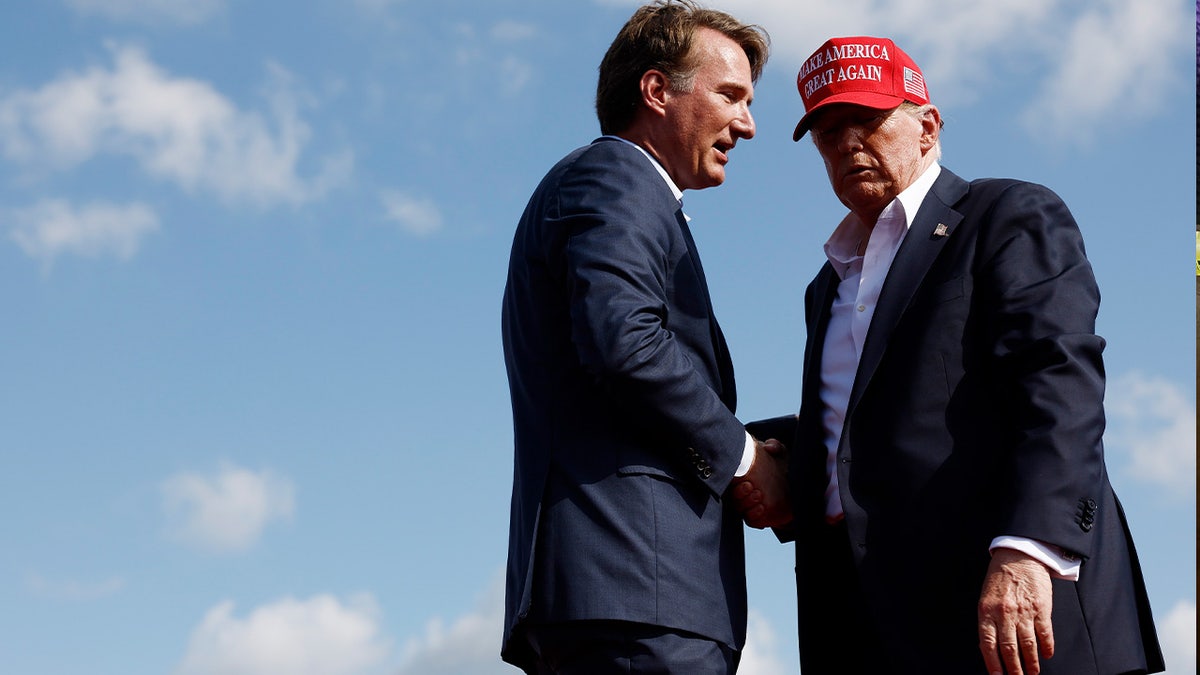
xmin=551 ymin=150 xmax=746 ymax=494
xmin=979 ymin=182 xmax=1107 ymax=559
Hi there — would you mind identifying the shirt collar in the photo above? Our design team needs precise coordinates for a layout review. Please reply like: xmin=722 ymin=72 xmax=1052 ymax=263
xmin=896 ymin=161 xmax=941 ymax=230
xmin=823 ymin=162 xmax=942 ymax=274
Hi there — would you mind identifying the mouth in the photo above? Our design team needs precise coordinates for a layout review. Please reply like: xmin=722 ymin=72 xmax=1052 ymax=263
xmin=843 ymin=165 xmax=873 ymax=179
xmin=714 ymin=142 xmax=733 ymax=163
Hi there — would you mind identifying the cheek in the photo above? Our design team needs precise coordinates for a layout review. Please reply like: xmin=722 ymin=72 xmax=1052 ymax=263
xmin=820 ymin=154 xmax=838 ymax=183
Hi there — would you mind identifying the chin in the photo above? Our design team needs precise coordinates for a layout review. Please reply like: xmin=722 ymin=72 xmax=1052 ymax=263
xmin=700 ymin=169 xmax=726 ymax=189
xmin=839 ymin=185 xmax=884 ymax=208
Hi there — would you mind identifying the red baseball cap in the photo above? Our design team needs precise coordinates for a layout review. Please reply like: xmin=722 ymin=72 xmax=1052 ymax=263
xmin=792 ymin=36 xmax=929 ymax=141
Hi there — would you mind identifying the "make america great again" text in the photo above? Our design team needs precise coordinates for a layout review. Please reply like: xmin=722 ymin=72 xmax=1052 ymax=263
xmin=799 ymin=43 xmax=889 ymax=99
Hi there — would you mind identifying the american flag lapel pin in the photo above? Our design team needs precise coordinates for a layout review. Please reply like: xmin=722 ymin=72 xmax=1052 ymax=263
xmin=932 ymin=223 xmax=949 ymax=238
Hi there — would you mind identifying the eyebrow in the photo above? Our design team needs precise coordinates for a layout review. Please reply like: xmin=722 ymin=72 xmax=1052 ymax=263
xmin=717 ymin=81 xmax=753 ymax=105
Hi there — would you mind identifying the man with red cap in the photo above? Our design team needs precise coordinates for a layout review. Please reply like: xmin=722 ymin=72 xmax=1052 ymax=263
xmin=739 ymin=36 xmax=1164 ymax=674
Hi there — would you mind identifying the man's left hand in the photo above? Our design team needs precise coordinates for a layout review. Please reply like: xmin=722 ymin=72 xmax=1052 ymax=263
xmin=977 ymin=548 xmax=1055 ymax=675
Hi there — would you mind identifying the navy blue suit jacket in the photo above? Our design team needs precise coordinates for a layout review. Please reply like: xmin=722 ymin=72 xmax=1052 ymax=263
xmin=501 ymin=137 xmax=748 ymax=670
xmin=787 ymin=168 xmax=1164 ymax=673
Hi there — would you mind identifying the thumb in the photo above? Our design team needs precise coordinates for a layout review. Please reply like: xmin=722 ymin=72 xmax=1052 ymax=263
xmin=761 ymin=438 xmax=786 ymax=455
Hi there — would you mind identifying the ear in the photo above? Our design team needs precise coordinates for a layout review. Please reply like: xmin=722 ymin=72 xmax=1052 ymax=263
xmin=639 ymin=69 xmax=671 ymax=118
xmin=918 ymin=105 xmax=941 ymax=152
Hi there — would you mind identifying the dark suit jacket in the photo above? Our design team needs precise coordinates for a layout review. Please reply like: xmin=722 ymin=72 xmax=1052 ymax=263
xmin=787 ymin=167 xmax=1164 ymax=673
xmin=500 ymin=137 xmax=748 ymax=671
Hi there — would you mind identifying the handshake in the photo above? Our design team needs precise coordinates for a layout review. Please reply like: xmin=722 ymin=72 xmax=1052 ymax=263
xmin=729 ymin=435 xmax=792 ymax=530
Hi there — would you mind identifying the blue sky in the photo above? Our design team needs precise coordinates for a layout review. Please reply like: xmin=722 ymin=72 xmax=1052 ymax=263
xmin=0 ymin=1 xmax=1194 ymax=673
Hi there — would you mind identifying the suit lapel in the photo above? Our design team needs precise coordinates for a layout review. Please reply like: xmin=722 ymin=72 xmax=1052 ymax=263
xmin=847 ymin=170 xmax=969 ymax=412
xmin=804 ymin=263 xmax=839 ymax=387
xmin=677 ymin=209 xmax=737 ymax=409
xmin=795 ymin=263 xmax=840 ymax=496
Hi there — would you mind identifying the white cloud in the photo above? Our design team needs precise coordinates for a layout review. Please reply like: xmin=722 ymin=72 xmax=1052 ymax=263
xmin=353 ymin=0 xmax=403 ymax=13
xmin=65 ymin=0 xmax=227 ymax=25
xmin=1020 ymin=0 xmax=1187 ymax=143
xmin=1160 ymin=600 xmax=1197 ymax=675
xmin=394 ymin=570 xmax=791 ymax=675
xmin=442 ymin=22 xmax=536 ymax=99
xmin=721 ymin=0 xmax=1048 ymax=74
xmin=173 ymin=594 xmax=392 ymax=675
xmin=1104 ymin=372 xmax=1196 ymax=499
xmin=162 ymin=462 xmax=295 ymax=554
xmin=8 ymin=198 xmax=158 ymax=262
xmin=381 ymin=189 xmax=443 ymax=236
xmin=25 ymin=573 xmax=126 ymax=601
xmin=497 ymin=56 xmax=534 ymax=97
xmin=600 ymin=0 xmax=1187 ymax=143
xmin=395 ymin=573 xmax=508 ymax=675
xmin=739 ymin=610 xmax=789 ymax=675
xmin=0 ymin=43 xmax=351 ymax=207
xmin=490 ymin=21 xmax=537 ymax=42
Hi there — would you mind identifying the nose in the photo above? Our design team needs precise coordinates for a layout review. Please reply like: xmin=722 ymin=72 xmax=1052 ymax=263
xmin=837 ymin=127 xmax=863 ymax=152
xmin=732 ymin=103 xmax=755 ymax=140
xmin=826 ymin=122 xmax=864 ymax=153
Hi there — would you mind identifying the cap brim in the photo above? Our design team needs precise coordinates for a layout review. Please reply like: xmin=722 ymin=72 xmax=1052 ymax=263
xmin=791 ymin=91 xmax=908 ymax=141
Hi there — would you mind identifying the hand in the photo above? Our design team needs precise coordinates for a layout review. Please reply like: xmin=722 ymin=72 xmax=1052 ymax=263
xmin=977 ymin=548 xmax=1055 ymax=675
xmin=729 ymin=438 xmax=791 ymax=529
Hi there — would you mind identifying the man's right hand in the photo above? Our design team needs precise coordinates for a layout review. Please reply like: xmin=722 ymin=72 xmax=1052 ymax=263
xmin=730 ymin=438 xmax=791 ymax=529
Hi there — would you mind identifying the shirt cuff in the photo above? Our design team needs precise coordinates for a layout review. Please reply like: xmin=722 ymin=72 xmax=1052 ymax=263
xmin=990 ymin=536 xmax=1081 ymax=581
xmin=733 ymin=431 xmax=755 ymax=477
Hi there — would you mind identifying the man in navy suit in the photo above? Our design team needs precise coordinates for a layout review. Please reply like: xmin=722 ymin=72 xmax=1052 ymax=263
xmin=737 ymin=36 xmax=1164 ymax=674
xmin=499 ymin=2 xmax=783 ymax=673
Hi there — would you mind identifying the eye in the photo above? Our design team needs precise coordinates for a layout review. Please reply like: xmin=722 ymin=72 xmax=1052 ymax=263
xmin=812 ymin=111 xmax=888 ymax=140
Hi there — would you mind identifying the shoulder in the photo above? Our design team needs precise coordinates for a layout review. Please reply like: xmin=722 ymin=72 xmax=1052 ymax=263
xmin=554 ymin=137 xmax=653 ymax=175
xmin=544 ymin=139 xmax=675 ymax=214
xmin=929 ymin=170 xmax=1071 ymax=229
xmin=521 ymin=139 xmax=679 ymax=246
xmin=535 ymin=138 xmax=660 ymax=191
xmin=951 ymin=175 xmax=1087 ymax=267
xmin=952 ymin=172 xmax=1066 ymax=211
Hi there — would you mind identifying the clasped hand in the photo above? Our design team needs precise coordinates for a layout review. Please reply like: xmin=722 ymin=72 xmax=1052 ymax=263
xmin=729 ymin=438 xmax=792 ymax=529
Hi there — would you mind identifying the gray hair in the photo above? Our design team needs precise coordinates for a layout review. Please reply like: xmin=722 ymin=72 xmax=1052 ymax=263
xmin=899 ymin=102 xmax=942 ymax=160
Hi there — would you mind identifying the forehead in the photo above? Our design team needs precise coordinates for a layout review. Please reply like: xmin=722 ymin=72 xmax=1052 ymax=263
xmin=812 ymin=103 xmax=893 ymax=125
xmin=691 ymin=28 xmax=752 ymax=81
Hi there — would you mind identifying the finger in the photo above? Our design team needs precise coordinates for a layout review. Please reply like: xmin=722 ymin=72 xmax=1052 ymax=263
xmin=982 ymin=601 xmax=1026 ymax=675
xmin=1019 ymin=632 xmax=1040 ymax=675
xmin=1034 ymin=606 xmax=1055 ymax=659
xmin=743 ymin=505 xmax=765 ymax=528
xmin=762 ymin=438 xmax=785 ymax=455
xmin=999 ymin=618 xmax=1024 ymax=675
xmin=742 ymin=497 xmax=764 ymax=515
xmin=731 ymin=480 xmax=754 ymax=500
xmin=733 ymin=486 xmax=762 ymax=508
xmin=978 ymin=620 xmax=1004 ymax=675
